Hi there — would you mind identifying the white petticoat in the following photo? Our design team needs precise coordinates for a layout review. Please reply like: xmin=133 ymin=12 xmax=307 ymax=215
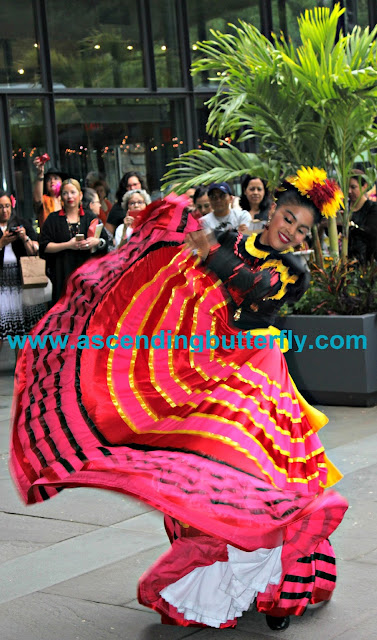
xmin=160 ymin=544 xmax=282 ymax=627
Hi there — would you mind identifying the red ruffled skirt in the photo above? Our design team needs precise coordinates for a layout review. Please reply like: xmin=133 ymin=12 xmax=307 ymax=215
xmin=9 ymin=195 xmax=347 ymax=626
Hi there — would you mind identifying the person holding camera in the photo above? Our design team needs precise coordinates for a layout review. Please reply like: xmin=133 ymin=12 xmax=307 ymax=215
xmin=39 ymin=178 xmax=108 ymax=305
xmin=0 ymin=190 xmax=45 ymax=348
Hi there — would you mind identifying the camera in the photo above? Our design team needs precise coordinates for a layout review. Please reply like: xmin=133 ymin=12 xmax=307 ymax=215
xmin=9 ymin=226 xmax=19 ymax=233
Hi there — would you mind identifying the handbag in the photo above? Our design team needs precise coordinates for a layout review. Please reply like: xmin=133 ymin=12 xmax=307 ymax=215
xmin=20 ymin=255 xmax=49 ymax=289
xmin=22 ymin=278 xmax=52 ymax=306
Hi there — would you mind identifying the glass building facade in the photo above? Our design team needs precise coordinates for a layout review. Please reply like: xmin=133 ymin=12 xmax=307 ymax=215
xmin=0 ymin=0 xmax=376 ymax=218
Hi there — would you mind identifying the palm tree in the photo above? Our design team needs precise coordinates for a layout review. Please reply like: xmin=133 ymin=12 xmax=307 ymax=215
xmin=163 ymin=3 xmax=377 ymax=263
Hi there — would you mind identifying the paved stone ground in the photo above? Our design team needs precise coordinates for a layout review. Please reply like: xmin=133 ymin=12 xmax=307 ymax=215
xmin=1 ymin=341 xmax=376 ymax=640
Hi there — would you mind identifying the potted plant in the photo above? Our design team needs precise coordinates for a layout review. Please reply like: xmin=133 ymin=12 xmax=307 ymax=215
xmin=278 ymin=260 xmax=377 ymax=406
xmin=162 ymin=3 xmax=377 ymax=405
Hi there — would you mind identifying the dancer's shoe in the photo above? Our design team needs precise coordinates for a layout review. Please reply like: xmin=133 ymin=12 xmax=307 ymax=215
xmin=266 ymin=615 xmax=290 ymax=631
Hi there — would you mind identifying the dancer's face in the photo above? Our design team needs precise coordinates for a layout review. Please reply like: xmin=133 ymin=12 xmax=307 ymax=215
xmin=260 ymin=203 xmax=313 ymax=252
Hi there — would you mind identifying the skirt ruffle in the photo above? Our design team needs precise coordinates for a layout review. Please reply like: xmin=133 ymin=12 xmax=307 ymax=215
xmin=9 ymin=194 xmax=347 ymax=627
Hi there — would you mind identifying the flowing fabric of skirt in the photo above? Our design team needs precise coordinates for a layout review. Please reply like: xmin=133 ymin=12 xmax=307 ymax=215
xmin=9 ymin=194 xmax=347 ymax=627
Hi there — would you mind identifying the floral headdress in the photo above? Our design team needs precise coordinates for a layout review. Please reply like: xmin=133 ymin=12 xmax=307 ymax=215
xmin=286 ymin=166 xmax=344 ymax=219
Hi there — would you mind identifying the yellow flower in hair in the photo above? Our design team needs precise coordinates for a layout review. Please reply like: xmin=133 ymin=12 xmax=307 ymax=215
xmin=287 ymin=166 xmax=344 ymax=219
xmin=287 ymin=166 xmax=327 ymax=195
xmin=321 ymin=183 xmax=344 ymax=219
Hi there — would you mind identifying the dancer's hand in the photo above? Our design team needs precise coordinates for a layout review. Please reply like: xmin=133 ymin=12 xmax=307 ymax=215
xmin=185 ymin=230 xmax=211 ymax=260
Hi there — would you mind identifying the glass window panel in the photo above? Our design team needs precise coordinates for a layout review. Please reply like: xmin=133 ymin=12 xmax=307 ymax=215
xmin=345 ymin=0 xmax=370 ymax=30
xmin=271 ymin=1 xmax=332 ymax=46
xmin=187 ymin=0 xmax=261 ymax=88
xmin=46 ymin=0 xmax=144 ymax=88
xmin=9 ymin=99 xmax=46 ymax=223
xmin=150 ymin=0 xmax=183 ymax=87
xmin=55 ymin=97 xmax=186 ymax=198
xmin=0 ymin=1 xmax=39 ymax=88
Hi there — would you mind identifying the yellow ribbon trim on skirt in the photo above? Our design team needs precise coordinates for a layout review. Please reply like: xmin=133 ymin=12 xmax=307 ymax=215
xmin=247 ymin=326 xmax=343 ymax=488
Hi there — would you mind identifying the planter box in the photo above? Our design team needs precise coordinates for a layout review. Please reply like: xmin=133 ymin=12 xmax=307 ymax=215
xmin=277 ymin=313 xmax=377 ymax=407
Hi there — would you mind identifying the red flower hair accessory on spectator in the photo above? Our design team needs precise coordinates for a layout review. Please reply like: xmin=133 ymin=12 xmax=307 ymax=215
xmin=10 ymin=195 xmax=16 ymax=209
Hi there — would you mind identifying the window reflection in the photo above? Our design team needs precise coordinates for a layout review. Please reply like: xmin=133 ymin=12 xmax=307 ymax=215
xmin=9 ymin=99 xmax=46 ymax=221
xmin=46 ymin=0 xmax=144 ymax=88
xmin=345 ymin=0 xmax=370 ymax=30
xmin=271 ymin=1 xmax=330 ymax=45
xmin=0 ymin=1 xmax=39 ymax=87
xmin=187 ymin=0 xmax=261 ymax=88
xmin=55 ymin=98 xmax=186 ymax=197
xmin=150 ymin=0 xmax=182 ymax=87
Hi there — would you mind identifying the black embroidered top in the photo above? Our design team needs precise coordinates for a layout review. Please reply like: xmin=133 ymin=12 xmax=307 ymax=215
xmin=206 ymin=231 xmax=310 ymax=329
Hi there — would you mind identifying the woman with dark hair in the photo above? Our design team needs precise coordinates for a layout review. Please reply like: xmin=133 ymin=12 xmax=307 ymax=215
xmin=106 ymin=171 xmax=148 ymax=235
xmin=193 ymin=185 xmax=212 ymax=217
xmin=93 ymin=179 xmax=113 ymax=224
xmin=240 ymin=175 xmax=272 ymax=229
xmin=32 ymin=157 xmax=68 ymax=229
xmin=348 ymin=170 xmax=377 ymax=263
xmin=0 ymin=190 xmax=45 ymax=348
xmin=11 ymin=168 xmax=347 ymax=633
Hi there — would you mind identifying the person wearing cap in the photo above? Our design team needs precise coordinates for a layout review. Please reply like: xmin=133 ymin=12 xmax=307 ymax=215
xmin=33 ymin=157 xmax=68 ymax=230
xmin=201 ymin=182 xmax=251 ymax=233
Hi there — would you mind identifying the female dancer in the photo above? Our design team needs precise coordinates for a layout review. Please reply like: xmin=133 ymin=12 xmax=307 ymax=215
xmin=10 ymin=167 xmax=347 ymax=632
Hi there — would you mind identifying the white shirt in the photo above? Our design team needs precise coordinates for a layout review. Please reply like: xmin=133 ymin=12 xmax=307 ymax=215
xmin=201 ymin=209 xmax=251 ymax=233
xmin=114 ymin=224 xmax=133 ymax=248
xmin=0 ymin=225 xmax=17 ymax=264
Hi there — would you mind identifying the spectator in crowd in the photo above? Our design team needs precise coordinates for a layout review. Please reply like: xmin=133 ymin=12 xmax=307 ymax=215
xmin=240 ymin=175 xmax=272 ymax=231
xmin=184 ymin=187 xmax=196 ymax=211
xmin=114 ymin=189 xmax=151 ymax=248
xmin=106 ymin=171 xmax=148 ymax=235
xmin=0 ymin=190 xmax=45 ymax=350
xmin=348 ymin=170 xmax=377 ymax=263
xmin=39 ymin=179 xmax=108 ymax=305
xmin=201 ymin=182 xmax=251 ymax=233
xmin=33 ymin=159 xmax=68 ymax=230
xmin=93 ymin=179 xmax=113 ymax=224
xmin=85 ymin=171 xmax=102 ymax=188
xmin=193 ymin=186 xmax=212 ymax=217
xmin=82 ymin=187 xmax=115 ymax=251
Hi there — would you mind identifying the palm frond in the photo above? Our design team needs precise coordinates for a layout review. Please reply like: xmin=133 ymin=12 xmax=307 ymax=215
xmin=161 ymin=143 xmax=282 ymax=193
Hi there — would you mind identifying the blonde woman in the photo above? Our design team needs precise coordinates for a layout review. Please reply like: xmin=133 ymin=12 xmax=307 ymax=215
xmin=39 ymin=178 xmax=108 ymax=305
